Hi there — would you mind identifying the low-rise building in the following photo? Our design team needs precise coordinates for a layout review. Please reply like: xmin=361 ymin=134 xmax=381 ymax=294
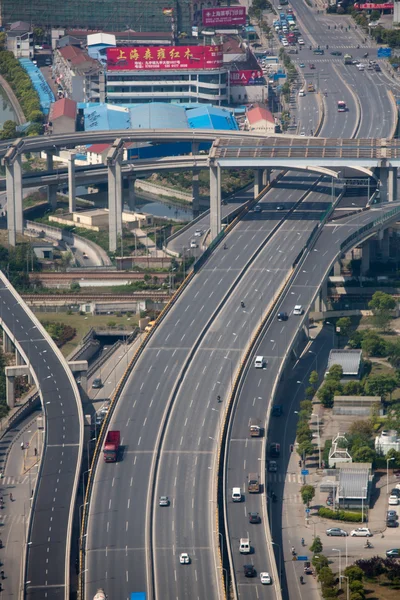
xmin=337 ymin=463 xmax=372 ymax=511
xmin=327 ymin=349 xmax=363 ymax=380
xmin=49 ymin=98 xmax=77 ymax=134
xmin=53 ymin=45 xmax=105 ymax=103
xmin=333 ymin=395 xmax=383 ymax=416
xmin=375 ymin=429 xmax=400 ymax=455
xmin=87 ymin=33 xmax=116 ymax=65
xmin=6 ymin=21 xmax=33 ymax=59
xmin=246 ymin=103 xmax=276 ymax=134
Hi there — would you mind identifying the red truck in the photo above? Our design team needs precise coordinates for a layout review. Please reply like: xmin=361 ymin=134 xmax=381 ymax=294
xmin=103 ymin=430 xmax=120 ymax=462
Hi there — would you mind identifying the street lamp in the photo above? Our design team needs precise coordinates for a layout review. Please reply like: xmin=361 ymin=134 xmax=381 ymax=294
xmin=387 ymin=457 xmax=395 ymax=492
xmin=309 ymin=350 xmax=318 ymax=373
xmin=311 ymin=412 xmax=321 ymax=469
xmin=82 ymin=469 xmax=91 ymax=500
xmin=341 ymin=575 xmax=350 ymax=600
xmin=87 ymin=437 xmax=96 ymax=471
xmin=332 ymin=548 xmax=342 ymax=585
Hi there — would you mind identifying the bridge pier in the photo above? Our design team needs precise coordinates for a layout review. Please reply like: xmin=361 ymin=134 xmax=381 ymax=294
xmin=68 ymin=152 xmax=76 ymax=213
xmin=127 ymin=175 xmax=136 ymax=211
xmin=5 ymin=365 xmax=30 ymax=409
xmin=3 ymin=329 xmax=14 ymax=353
xmin=380 ymin=166 xmax=398 ymax=203
xmin=361 ymin=241 xmax=370 ymax=276
xmin=378 ymin=228 xmax=390 ymax=259
xmin=254 ymin=169 xmax=264 ymax=198
xmin=192 ymin=143 xmax=200 ymax=215
xmin=333 ymin=260 xmax=341 ymax=277
xmin=46 ymin=152 xmax=58 ymax=209
xmin=262 ymin=168 xmax=271 ymax=186
xmin=4 ymin=154 xmax=23 ymax=246
xmin=210 ymin=164 xmax=221 ymax=241
xmin=107 ymin=140 xmax=124 ymax=252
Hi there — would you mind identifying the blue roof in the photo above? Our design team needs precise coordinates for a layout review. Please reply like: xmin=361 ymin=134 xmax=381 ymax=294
xmin=187 ymin=106 xmax=239 ymax=131
xmin=19 ymin=58 xmax=55 ymax=115
xmin=129 ymin=104 xmax=188 ymax=129
xmin=84 ymin=104 xmax=130 ymax=131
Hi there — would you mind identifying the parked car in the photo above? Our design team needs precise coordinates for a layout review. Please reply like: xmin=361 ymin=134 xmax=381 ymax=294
xmin=389 ymin=495 xmax=399 ymax=505
xmin=326 ymin=528 xmax=348 ymax=537
xmin=390 ymin=489 xmax=400 ymax=497
xmin=387 ymin=510 xmax=398 ymax=519
xmin=386 ymin=548 xmax=400 ymax=558
xmin=350 ymin=528 xmax=372 ymax=537
xmin=387 ymin=519 xmax=399 ymax=528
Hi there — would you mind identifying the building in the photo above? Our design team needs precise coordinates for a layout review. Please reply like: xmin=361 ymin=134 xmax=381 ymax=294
xmin=375 ymin=429 xmax=400 ymax=455
xmin=333 ymin=395 xmax=383 ymax=417
xmin=86 ymin=144 xmax=113 ymax=165
xmin=223 ymin=37 xmax=268 ymax=105
xmin=87 ymin=33 xmax=116 ymax=65
xmin=56 ymin=35 xmax=81 ymax=49
xmin=187 ymin=105 xmax=238 ymax=130
xmin=105 ymin=44 xmax=228 ymax=105
xmin=32 ymin=242 xmax=54 ymax=260
xmin=337 ymin=463 xmax=372 ymax=511
xmin=327 ymin=349 xmax=363 ymax=379
xmin=49 ymin=98 xmax=77 ymax=134
xmin=53 ymin=45 xmax=105 ymax=103
xmin=0 ymin=0 xmax=192 ymax=36
xmin=6 ymin=21 xmax=33 ymax=59
xmin=246 ymin=103 xmax=276 ymax=134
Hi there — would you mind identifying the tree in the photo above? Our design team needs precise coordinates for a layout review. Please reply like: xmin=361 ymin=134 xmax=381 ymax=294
xmin=300 ymin=484 xmax=315 ymax=506
xmin=369 ymin=291 xmax=396 ymax=331
xmin=318 ymin=566 xmax=336 ymax=587
xmin=310 ymin=535 xmax=323 ymax=553
xmin=309 ymin=370 xmax=319 ymax=388
xmin=344 ymin=565 xmax=364 ymax=583
xmin=336 ymin=317 xmax=352 ymax=337
xmin=361 ymin=331 xmax=387 ymax=357
xmin=349 ymin=330 xmax=364 ymax=349
xmin=342 ymin=380 xmax=362 ymax=396
xmin=297 ymin=440 xmax=315 ymax=459
xmin=348 ymin=420 xmax=373 ymax=438
xmin=364 ymin=374 xmax=398 ymax=399
xmin=1 ymin=119 xmax=17 ymax=140
xmin=300 ymin=400 xmax=313 ymax=414
xmin=352 ymin=446 xmax=376 ymax=463
xmin=326 ymin=364 xmax=343 ymax=381
xmin=70 ymin=281 xmax=81 ymax=292
xmin=305 ymin=385 xmax=315 ymax=399
xmin=350 ymin=581 xmax=365 ymax=595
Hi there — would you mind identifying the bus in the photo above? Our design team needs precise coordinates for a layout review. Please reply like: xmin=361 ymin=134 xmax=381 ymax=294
xmin=337 ymin=101 xmax=346 ymax=112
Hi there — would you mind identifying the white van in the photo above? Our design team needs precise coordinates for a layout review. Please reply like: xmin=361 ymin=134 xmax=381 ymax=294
xmin=299 ymin=89 xmax=305 ymax=97
xmin=239 ymin=538 xmax=251 ymax=554
xmin=232 ymin=487 xmax=242 ymax=502
xmin=254 ymin=355 xmax=265 ymax=369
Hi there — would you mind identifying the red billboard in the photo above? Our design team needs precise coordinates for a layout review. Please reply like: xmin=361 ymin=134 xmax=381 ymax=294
xmin=230 ymin=69 xmax=265 ymax=86
xmin=202 ymin=6 xmax=247 ymax=26
xmin=106 ymin=45 xmax=223 ymax=71
xmin=354 ymin=2 xmax=393 ymax=8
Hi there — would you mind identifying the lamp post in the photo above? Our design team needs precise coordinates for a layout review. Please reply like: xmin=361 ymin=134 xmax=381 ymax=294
xmin=217 ymin=566 xmax=228 ymax=594
xmin=309 ymin=350 xmax=318 ymax=373
xmin=86 ymin=437 xmax=96 ymax=472
xmin=362 ymin=485 xmax=367 ymax=523
xmin=332 ymin=548 xmax=342 ymax=586
xmin=387 ymin=457 xmax=395 ymax=492
xmin=271 ymin=541 xmax=282 ymax=588
xmin=82 ymin=469 xmax=91 ymax=500
xmin=341 ymin=575 xmax=350 ymax=600
xmin=311 ymin=412 xmax=321 ymax=469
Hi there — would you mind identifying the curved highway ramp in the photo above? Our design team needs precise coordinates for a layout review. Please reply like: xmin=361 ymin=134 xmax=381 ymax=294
xmin=0 ymin=272 xmax=83 ymax=600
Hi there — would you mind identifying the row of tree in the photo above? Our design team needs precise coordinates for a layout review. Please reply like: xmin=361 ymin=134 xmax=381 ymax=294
xmin=0 ymin=33 xmax=44 ymax=136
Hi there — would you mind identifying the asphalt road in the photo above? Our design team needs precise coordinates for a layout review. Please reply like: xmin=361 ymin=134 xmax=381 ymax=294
xmin=0 ymin=280 xmax=81 ymax=600
xmin=225 ymin=200 xmax=400 ymax=600
xmin=84 ymin=171 xmax=326 ymax=600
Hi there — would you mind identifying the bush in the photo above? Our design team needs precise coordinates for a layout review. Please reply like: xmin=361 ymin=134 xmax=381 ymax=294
xmin=42 ymin=321 xmax=76 ymax=347
xmin=0 ymin=50 xmax=44 ymax=125
xmin=318 ymin=507 xmax=362 ymax=522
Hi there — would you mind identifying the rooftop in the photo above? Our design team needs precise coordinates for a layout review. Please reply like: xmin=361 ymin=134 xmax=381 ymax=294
xmin=50 ymin=98 xmax=77 ymax=121
xmin=58 ymin=45 xmax=101 ymax=72
xmin=87 ymin=33 xmax=116 ymax=47
xmin=129 ymin=104 xmax=188 ymax=130
xmin=187 ymin=106 xmax=238 ymax=131
xmin=327 ymin=349 xmax=362 ymax=376
xmin=8 ymin=21 xmax=31 ymax=32
xmin=247 ymin=103 xmax=275 ymax=125
xmin=87 ymin=143 xmax=111 ymax=155
xmin=338 ymin=467 xmax=370 ymax=499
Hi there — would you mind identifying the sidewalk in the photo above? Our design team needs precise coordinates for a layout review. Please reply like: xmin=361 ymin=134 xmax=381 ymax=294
xmin=0 ymin=420 xmax=39 ymax=599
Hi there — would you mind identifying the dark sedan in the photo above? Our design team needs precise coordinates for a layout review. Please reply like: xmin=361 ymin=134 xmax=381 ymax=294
xmin=248 ymin=512 xmax=261 ymax=524
xmin=330 ymin=51 xmax=342 ymax=56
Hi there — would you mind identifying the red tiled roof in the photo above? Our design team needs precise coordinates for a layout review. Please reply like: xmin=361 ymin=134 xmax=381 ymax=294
xmin=247 ymin=103 xmax=274 ymax=125
xmin=59 ymin=45 xmax=91 ymax=66
xmin=87 ymin=144 xmax=111 ymax=154
xmin=50 ymin=98 xmax=77 ymax=121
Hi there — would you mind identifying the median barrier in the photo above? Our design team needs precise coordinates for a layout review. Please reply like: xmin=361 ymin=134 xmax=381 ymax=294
xmin=332 ymin=64 xmax=361 ymax=139
xmin=388 ymin=90 xmax=398 ymax=139
xmin=314 ymin=92 xmax=325 ymax=137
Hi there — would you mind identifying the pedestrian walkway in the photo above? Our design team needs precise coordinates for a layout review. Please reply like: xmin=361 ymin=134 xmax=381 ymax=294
xmin=131 ymin=228 xmax=168 ymax=258
xmin=0 ymin=420 xmax=39 ymax=599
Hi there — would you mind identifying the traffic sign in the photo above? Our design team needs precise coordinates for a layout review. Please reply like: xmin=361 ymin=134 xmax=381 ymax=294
xmin=378 ymin=47 xmax=392 ymax=58
xmin=301 ymin=469 xmax=309 ymax=476
xmin=297 ymin=556 xmax=308 ymax=561
xmin=305 ymin=508 xmax=311 ymax=514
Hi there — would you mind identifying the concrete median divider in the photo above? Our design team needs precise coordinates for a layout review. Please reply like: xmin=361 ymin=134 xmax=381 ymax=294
xmin=314 ymin=92 xmax=325 ymax=137
xmin=333 ymin=64 xmax=361 ymax=139
xmin=388 ymin=90 xmax=398 ymax=139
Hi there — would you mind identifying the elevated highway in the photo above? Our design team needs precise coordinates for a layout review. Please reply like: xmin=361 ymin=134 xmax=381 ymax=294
xmin=0 ymin=272 xmax=83 ymax=600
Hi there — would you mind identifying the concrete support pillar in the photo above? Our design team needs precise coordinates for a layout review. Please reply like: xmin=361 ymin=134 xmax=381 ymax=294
xmin=333 ymin=260 xmax=341 ymax=277
xmin=127 ymin=176 xmax=136 ymax=211
xmin=6 ymin=375 xmax=15 ymax=409
xmin=388 ymin=167 xmax=398 ymax=203
xmin=210 ymin=164 xmax=221 ymax=241
xmin=254 ymin=169 xmax=264 ymax=199
xmin=46 ymin=151 xmax=54 ymax=171
xmin=361 ymin=241 xmax=370 ymax=275
xmin=14 ymin=155 xmax=23 ymax=234
xmin=320 ymin=279 xmax=328 ymax=313
xmin=5 ymin=162 xmax=16 ymax=246
xmin=380 ymin=228 xmax=390 ymax=259
xmin=15 ymin=349 xmax=24 ymax=366
xmin=47 ymin=184 xmax=58 ymax=210
xmin=108 ymin=161 xmax=123 ymax=252
xmin=262 ymin=168 xmax=271 ymax=186
xmin=314 ymin=291 xmax=321 ymax=314
xmin=68 ymin=152 xmax=76 ymax=213
xmin=115 ymin=159 xmax=122 ymax=236
xmin=192 ymin=172 xmax=200 ymax=215
xmin=80 ymin=373 xmax=87 ymax=392
xmin=3 ymin=329 xmax=14 ymax=353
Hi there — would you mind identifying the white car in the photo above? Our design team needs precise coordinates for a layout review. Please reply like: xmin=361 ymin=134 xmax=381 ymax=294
xmin=260 ymin=572 xmax=272 ymax=584
xmin=350 ymin=528 xmax=372 ymax=537
xmin=293 ymin=305 xmax=303 ymax=315
xmin=395 ymin=483 xmax=400 ymax=490
xmin=180 ymin=552 xmax=190 ymax=564
xmin=389 ymin=495 xmax=399 ymax=505
xmin=282 ymin=39 xmax=289 ymax=46
xmin=190 ymin=240 xmax=198 ymax=249
xmin=298 ymin=38 xmax=305 ymax=45
xmin=194 ymin=229 xmax=202 ymax=237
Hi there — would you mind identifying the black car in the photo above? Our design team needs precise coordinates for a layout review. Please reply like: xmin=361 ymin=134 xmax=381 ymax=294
xmin=248 ymin=512 xmax=261 ymax=524
xmin=244 ymin=564 xmax=256 ymax=577
xmin=386 ymin=549 xmax=400 ymax=558
xmin=277 ymin=312 xmax=288 ymax=321
xmin=388 ymin=510 xmax=398 ymax=519
xmin=387 ymin=520 xmax=398 ymax=528
xmin=92 ymin=378 xmax=103 ymax=389
xmin=330 ymin=51 xmax=342 ymax=56
xmin=390 ymin=489 xmax=400 ymax=497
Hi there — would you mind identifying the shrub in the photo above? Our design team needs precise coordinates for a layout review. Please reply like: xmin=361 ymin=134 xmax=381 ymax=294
xmin=318 ymin=507 xmax=362 ymax=522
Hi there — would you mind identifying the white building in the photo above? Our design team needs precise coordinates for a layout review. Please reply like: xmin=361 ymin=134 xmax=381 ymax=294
xmin=53 ymin=45 xmax=105 ymax=103
xmin=6 ymin=21 xmax=33 ymax=59
xmin=375 ymin=430 xmax=400 ymax=456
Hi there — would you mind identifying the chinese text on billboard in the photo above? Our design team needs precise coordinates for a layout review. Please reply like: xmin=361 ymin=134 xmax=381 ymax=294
xmin=107 ymin=45 xmax=223 ymax=71
xmin=202 ymin=7 xmax=246 ymax=26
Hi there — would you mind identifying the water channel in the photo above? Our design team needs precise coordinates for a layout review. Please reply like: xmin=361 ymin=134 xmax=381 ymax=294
xmin=0 ymin=85 xmax=17 ymax=128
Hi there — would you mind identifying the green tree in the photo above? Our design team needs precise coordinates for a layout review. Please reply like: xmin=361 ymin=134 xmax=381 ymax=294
xmin=310 ymin=535 xmax=323 ymax=553
xmin=350 ymin=593 xmax=364 ymax=600
xmin=336 ymin=317 xmax=352 ymax=337
xmin=344 ymin=565 xmax=363 ymax=583
xmin=70 ymin=281 xmax=81 ymax=293
xmin=309 ymin=370 xmax=319 ymax=388
xmin=350 ymin=581 xmax=365 ymax=596
xmin=318 ymin=566 xmax=336 ymax=587
xmin=361 ymin=331 xmax=387 ymax=357
xmin=300 ymin=400 xmax=313 ymax=414
xmin=1 ymin=119 xmax=17 ymax=140
xmin=342 ymin=380 xmax=362 ymax=396
xmin=349 ymin=420 xmax=373 ymax=438
xmin=297 ymin=440 xmax=315 ymax=459
xmin=369 ymin=291 xmax=396 ymax=331
xmin=300 ymin=484 xmax=315 ymax=506
xmin=326 ymin=364 xmax=343 ymax=381
xmin=352 ymin=446 xmax=376 ymax=463
xmin=364 ymin=374 xmax=398 ymax=399
xmin=312 ymin=554 xmax=329 ymax=571
xmin=349 ymin=330 xmax=364 ymax=349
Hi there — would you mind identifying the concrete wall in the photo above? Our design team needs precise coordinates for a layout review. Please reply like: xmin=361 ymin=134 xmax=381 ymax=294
xmin=135 ymin=179 xmax=192 ymax=202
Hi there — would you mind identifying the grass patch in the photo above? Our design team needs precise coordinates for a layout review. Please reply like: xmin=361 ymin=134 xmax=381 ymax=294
xmin=35 ymin=312 xmax=138 ymax=357
xmin=365 ymin=582 xmax=400 ymax=599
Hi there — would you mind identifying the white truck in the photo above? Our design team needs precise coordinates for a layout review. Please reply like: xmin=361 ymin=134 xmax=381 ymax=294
xmin=94 ymin=590 xmax=106 ymax=600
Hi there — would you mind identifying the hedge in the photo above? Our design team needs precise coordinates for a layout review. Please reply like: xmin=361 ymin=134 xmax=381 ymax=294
xmin=318 ymin=507 xmax=362 ymax=522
